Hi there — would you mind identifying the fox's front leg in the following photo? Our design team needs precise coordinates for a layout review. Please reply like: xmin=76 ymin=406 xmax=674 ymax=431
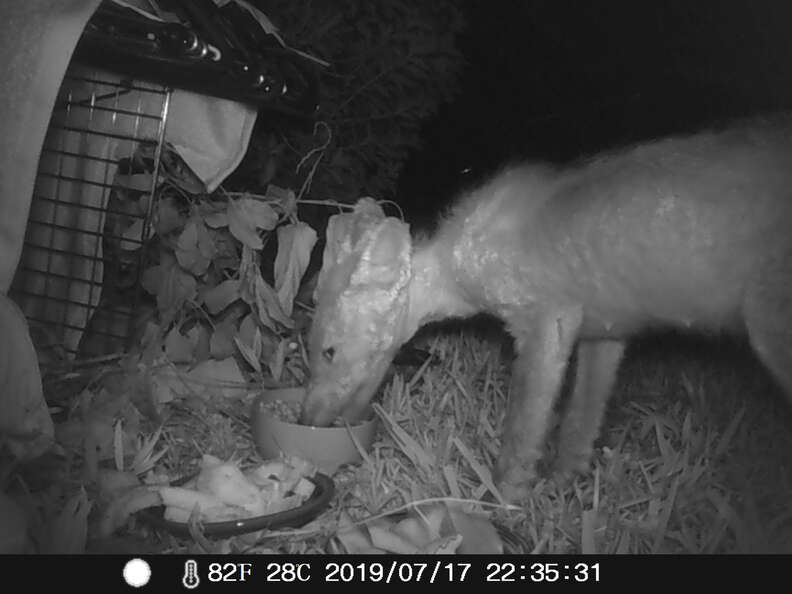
xmin=556 ymin=339 xmax=625 ymax=475
xmin=495 ymin=306 xmax=583 ymax=502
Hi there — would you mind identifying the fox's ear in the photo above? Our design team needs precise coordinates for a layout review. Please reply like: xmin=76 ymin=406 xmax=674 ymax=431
xmin=316 ymin=198 xmax=387 ymax=298
xmin=351 ymin=197 xmax=387 ymax=218
xmin=320 ymin=199 xmax=385 ymax=269
xmin=353 ymin=218 xmax=411 ymax=288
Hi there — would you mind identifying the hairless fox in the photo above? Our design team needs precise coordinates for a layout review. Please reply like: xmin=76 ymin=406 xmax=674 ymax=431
xmin=300 ymin=115 xmax=792 ymax=501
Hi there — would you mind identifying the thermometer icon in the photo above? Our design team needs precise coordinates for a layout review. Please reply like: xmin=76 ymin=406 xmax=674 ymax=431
xmin=182 ymin=559 xmax=200 ymax=589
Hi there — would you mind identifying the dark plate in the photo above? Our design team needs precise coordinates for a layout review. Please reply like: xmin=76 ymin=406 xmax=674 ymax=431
xmin=138 ymin=473 xmax=334 ymax=538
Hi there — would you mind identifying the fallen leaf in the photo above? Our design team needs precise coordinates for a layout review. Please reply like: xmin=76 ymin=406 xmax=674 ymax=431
xmin=190 ymin=325 xmax=211 ymax=363
xmin=120 ymin=218 xmax=145 ymax=250
xmin=154 ymin=197 xmax=184 ymax=235
xmin=202 ymin=279 xmax=241 ymax=314
xmin=176 ymin=218 xmax=215 ymax=275
xmin=239 ymin=246 xmax=292 ymax=330
xmin=237 ymin=313 xmax=259 ymax=345
xmin=241 ymin=197 xmax=278 ymax=230
xmin=203 ymin=211 xmax=228 ymax=229
xmin=265 ymin=337 xmax=288 ymax=382
xmin=447 ymin=506 xmax=503 ymax=554
xmin=141 ymin=253 xmax=197 ymax=323
xmin=228 ymin=214 xmax=261 ymax=249
xmin=210 ymin=318 xmax=237 ymax=359
xmin=391 ymin=515 xmax=436 ymax=549
xmin=234 ymin=316 xmax=262 ymax=373
xmin=165 ymin=327 xmax=195 ymax=363
xmin=115 ymin=172 xmax=154 ymax=192
xmin=158 ymin=358 xmax=247 ymax=399
xmin=274 ymin=222 xmax=317 ymax=316
xmin=369 ymin=521 xmax=420 ymax=554
xmin=266 ymin=185 xmax=297 ymax=216
xmin=424 ymin=534 xmax=463 ymax=554
xmin=255 ymin=271 xmax=293 ymax=329
xmin=227 ymin=197 xmax=274 ymax=249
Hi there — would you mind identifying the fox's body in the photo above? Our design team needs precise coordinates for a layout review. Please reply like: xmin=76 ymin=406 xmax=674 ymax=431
xmin=302 ymin=116 xmax=792 ymax=501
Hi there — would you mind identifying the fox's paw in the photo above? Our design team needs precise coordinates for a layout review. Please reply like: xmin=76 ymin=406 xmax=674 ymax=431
xmin=494 ymin=459 xmax=539 ymax=504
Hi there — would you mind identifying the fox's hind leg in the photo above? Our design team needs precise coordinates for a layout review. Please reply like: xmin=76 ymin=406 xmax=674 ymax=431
xmin=743 ymin=251 xmax=792 ymax=398
xmin=556 ymin=339 xmax=626 ymax=476
xmin=495 ymin=306 xmax=583 ymax=502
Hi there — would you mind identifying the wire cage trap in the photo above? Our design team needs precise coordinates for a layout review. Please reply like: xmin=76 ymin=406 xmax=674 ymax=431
xmin=9 ymin=0 xmax=320 ymax=367
xmin=10 ymin=63 xmax=170 ymax=363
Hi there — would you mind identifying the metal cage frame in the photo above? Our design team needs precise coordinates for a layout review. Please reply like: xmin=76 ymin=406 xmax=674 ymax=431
xmin=10 ymin=63 xmax=170 ymax=362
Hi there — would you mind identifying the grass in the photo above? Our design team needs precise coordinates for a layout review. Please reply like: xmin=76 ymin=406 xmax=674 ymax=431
xmin=16 ymin=323 xmax=792 ymax=554
xmin=292 ymin=325 xmax=792 ymax=554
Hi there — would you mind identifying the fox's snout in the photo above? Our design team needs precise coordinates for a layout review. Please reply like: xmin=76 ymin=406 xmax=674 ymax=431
xmin=301 ymin=378 xmax=381 ymax=427
xmin=300 ymin=392 xmax=339 ymax=427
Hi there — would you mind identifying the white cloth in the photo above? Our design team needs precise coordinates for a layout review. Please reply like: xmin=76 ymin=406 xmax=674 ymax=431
xmin=169 ymin=90 xmax=257 ymax=193
xmin=0 ymin=0 xmax=104 ymax=292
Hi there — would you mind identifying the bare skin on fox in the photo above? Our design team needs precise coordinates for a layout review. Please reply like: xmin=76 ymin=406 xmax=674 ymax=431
xmin=301 ymin=115 xmax=792 ymax=502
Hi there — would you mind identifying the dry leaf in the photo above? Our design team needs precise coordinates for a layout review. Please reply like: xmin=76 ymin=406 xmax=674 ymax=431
xmin=391 ymin=515 xmax=436 ymax=549
xmin=202 ymin=279 xmax=241 ymax=314
xmin=447 ymin=506 xmax=503 ymax=554
xmin=203 ymin=211 xmax=228 ymax=228
xmin=239 ymin=246 xmax=290 ymax=331
xmin=266 ymin=185 xmax=297 ymax=215
xmin=227 ymin=199 xmax=262 ymax=249
xmin=210 ymin=319 xmax=238 ymax=359
xmin=155 ymin=197 xmax=184 ymax=234
xmin=242 ymin=197 xmax=279 ymax=230
xmin=227 ymin=198 xmax=277 ymax=249
xmin=165 ymin=327 xmax=195 ymax=363
xmin=142 ymin=253 xmax=198 ymax=323
xmin=235 ymin=315 xmax=263 ymax=373
xmin=120 ymin=218 xmax=145 ymax=250
xmin=255 ymin=269 xmax=293 ymax=329
xmin=160 ymin=358 xmax=247 ymax=399
xmin=115 ymin=172 xmax=154 ymax=192
xmin=369 ymin=521 xmax=420 ymax=554
xmin=262 ymin=337 xmax=287 ymax=382
xmin=176 ymin=218 xmax=215 ymax=275
xmin=274 ymin=222 xmax=317 ymax=317
xmin=334 ymin=512 xmax=374 ymax=553
xmin=424 ymin=534 xmax=463 ymax=554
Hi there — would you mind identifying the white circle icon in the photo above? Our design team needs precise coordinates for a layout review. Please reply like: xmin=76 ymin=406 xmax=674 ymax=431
xmin=123 ymin=558 xmax=152 ymax=588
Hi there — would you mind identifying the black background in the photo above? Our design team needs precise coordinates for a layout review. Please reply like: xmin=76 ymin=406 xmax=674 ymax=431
xmin=397 ymin=0 xmax=792 ymax=224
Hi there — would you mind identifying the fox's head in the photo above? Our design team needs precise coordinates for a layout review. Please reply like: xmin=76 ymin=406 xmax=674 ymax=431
xmin=301 ymin=199 xmax=413 ymax=426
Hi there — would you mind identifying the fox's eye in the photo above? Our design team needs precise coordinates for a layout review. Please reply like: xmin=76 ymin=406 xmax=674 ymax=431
xmin=322 ymin=347 xmax=336 ymax=363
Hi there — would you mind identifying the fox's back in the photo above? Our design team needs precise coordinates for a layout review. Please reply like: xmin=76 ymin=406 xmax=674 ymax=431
xmin=436 ymin=117 xmax=792 ymax=336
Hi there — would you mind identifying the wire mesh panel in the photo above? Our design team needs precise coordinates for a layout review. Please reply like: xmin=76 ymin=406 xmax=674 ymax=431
xmin=10 ymin=63 xmax=170 ymax=362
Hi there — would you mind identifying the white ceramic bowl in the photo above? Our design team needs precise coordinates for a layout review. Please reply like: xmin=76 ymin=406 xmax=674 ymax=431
xmin=250 ymin=387 xmax=378 ymax=474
